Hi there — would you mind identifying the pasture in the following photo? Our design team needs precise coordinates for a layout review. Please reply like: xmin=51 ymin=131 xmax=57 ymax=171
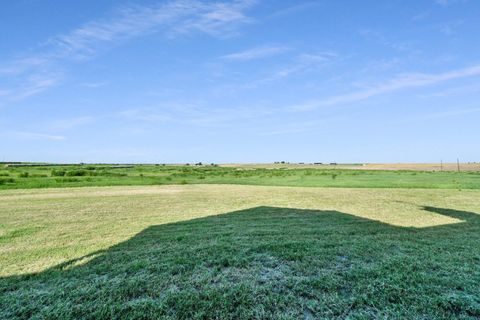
xmin=1 ymin=183 xmax=480 ymax=319
xmin=1 ymin=163 xmax=480 ymax=190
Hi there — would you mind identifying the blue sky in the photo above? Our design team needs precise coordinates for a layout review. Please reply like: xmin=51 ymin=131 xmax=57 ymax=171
xmin=1 ymin=0 xmax=479 ymax=163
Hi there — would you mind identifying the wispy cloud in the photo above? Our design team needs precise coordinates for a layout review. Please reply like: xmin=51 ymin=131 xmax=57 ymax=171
xmin=265 ymin=1 xmax=323 ymax=20
xmin=80 ymin=81 xmax=109 ymax=89
xmin=51 ymin=0 xmax=255 ymax=58
xmin=391 ymin=107 xmax=480 ymax=126
xmin=10 ymin=73 xmax=63 ymax=101
xmin=420 ymin=82 xmax=480 ymax=98
xmin=118 ymin=109 xmax=174 ymax=124
xmin=358 ymin=29 xmax=414 ymax=52
xmin=262 ymin=52 xmax=338 ymax=80
xmin=2 ymin=131 xmax=66 ymax=141
xmin=0 ymin=0 xmax=256 ymax=102
xmin=439 ymin=19 xmax=465 ymax=36
xmin=220 ymin=45 xmax=289 ymax=61
xmin=290 ymin=64 xmax=480 ymax=111
xmin=435 ymin=0 xmax=468 ymax=6
xmin=258 ymin=127 xmax=309 ymax=136
xmin=48 ymin=116 xmax=98 ymax=131
xmin=217 ymin=51 xmax=338 ymax=93
xmin=117 ymin=99 xmax=274 ymax=127
xmin=169 ymin=0 xmax=256 ymax=37
xmin=436 ymin=0 xmax=450 ymax=5
xmin=424 ymin=107 xmax=480 ymax=119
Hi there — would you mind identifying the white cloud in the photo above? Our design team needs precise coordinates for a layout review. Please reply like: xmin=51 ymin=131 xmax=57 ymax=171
xmin=80 ymin=82 xmax=109 ymax=88
xmin=10 ymin=73 xmax=62 ymax=101
xmin=221 ymin=45 xmax=289 ymax=61
xmin=265 ymin=1 xmax=323 ymax=20
xmin=217 ymin=51 xmax=338 ymax=92
xmin=358 ymin=29 xmax=413 ymax=52
xmin=0 ymin=0 xmax=256 ymax=102
xmin=170 ymin=0 xmax=255 ymax=37
xmin=117 ymin=99 xmax=274 ymax=127
xmin=118 ymin=109 xmax=174 ymax=123
xmin=48 ymin=116 xmax=98 ymax=131
xmin=3 ymin=131 xmax=66 ymax=141
xmin=0 ymin=57 xmax=50 ymax=76
xmin=420 ymin=82 xmax=480 ymax=98
xmin=290 ymin=65 xmax=480 ymax=111
xmin=258 ymin=127 xmax=309 ymax=136
xmin=52 ymin=0 xmax=254 ymax=58
xmin=391 ymin=107 xmax=480 ymax=125
xmin=425 ymin=107 xmax=480 ymax=118
xmin=435 ymin=0 xmax=467 ymax=6
xmin=436 ymin=0 xmax=449 ymax=5
xmin=439 ymin=19 xmax=465 ymax=36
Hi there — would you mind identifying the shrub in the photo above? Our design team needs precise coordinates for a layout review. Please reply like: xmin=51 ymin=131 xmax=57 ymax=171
xmin=18 ymin=172 xmax=29 ymax=178
xmin=65 ymin=170 xmax=88 ymax=177
xmin=86 ymin=171 xmax=127 ymax=177
xmin=0 ymin=172 xmax=10 ymax=177
xmin=51 ymin=169 xmax=66 ymax=177
xmin=55 ymin=177 xmax=80 ymax=183
xmin=0 ymin=178 xmax=15 ymax=185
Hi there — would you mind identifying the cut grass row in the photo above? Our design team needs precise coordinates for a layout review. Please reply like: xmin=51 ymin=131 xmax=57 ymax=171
xmin=1 ymin=185 xmax=479 ymax=319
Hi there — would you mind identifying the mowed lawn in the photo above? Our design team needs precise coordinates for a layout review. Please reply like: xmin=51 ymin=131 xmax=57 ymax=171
xmin=1 ymin=184 xmax=480 ymax=319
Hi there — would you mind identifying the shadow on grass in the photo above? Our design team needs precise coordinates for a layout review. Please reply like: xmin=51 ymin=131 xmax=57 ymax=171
xmin=1 ymin=206 xmax=480 ymax=319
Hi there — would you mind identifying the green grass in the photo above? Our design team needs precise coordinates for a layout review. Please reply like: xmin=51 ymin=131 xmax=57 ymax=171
xmin=1 ymin=163 xmax=480 ymax=190
xmin=1 ymin=185 xmax=479 ymax=319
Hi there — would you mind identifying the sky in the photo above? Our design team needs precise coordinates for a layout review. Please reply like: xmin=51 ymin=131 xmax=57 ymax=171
xmin=1 ymin=0 xmax=479 ymax=164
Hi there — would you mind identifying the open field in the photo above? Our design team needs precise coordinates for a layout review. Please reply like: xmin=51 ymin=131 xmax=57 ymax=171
xmin=221 ymin=163 xmax=480 ymax=171
xmin=1 ymin=184 xmax=480 ymax=319
xmin=2 ymin=163 xmax=480 ymax=190
xmin=358 ymin=163 xmax=480 ymax=172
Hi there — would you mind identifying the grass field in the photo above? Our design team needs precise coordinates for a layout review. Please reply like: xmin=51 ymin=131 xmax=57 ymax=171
xmin=1 ymin=184 xmax=480 ymax=319
xmin=1 ymin=163 xmax=480 ymax=190
xmin=223 ymin=162 xmax=480 ymax=172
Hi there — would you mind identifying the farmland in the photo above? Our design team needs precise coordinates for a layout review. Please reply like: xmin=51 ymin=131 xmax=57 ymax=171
xmin=1 ymin=163 xmax=480 ymax=190
xmin=1 ymin=169 xmax=480 ymax=319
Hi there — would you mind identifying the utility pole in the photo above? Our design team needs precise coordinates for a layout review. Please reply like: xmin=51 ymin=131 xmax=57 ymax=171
xmin=440 ymin=160 xmax=443 ymax=172
xmin=457 ymin=158 xmax=460 ymax=172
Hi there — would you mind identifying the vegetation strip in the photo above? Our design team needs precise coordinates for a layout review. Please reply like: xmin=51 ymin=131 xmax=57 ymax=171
xmin=1 ymin=164 xmax=480 ymax=190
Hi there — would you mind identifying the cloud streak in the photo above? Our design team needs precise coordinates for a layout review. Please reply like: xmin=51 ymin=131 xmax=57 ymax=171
xmin=435 ymin=0 xmax=467 ymax=6
xmin=291 ymin=65 xmax=480 ymax=111
xmin=215 ymin=51 xmax=339 ymax=94
xmin=0 ymin=0 xmax=256 ymax=102
xmin=220 ymin=45 xmax=289 ymax=61
xmin=2 ymin=131 xmax=66 ymax=141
